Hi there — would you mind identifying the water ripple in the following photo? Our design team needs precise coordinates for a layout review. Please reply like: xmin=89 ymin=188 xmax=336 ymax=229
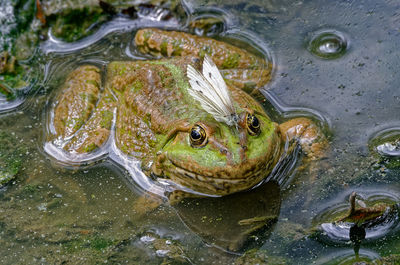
xmin=307 ymin=29 xmax=349 ymax=60
xmin=41 ymin=17 xmax=180 ymax=55
xmin=369 ymin=127 xmax=400 ymax=157
xmin=312 ymin=188 xmax=400 ymax=245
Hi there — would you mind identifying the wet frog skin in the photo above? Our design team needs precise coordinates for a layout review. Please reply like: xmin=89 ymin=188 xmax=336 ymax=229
xmin=47 ymin=28 xmax=324 ymax=197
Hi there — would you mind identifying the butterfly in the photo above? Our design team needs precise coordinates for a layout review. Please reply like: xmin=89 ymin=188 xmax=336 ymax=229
xmin=187 ymin=54 xmax=238 ymax=127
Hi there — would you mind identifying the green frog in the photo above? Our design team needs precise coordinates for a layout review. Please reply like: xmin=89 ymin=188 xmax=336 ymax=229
xmin=46 ymin=28 xmax=325 ymax=199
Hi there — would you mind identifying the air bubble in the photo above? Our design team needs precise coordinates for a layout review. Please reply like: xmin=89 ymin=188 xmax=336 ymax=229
xmin=369 ymin=128 xmax=400 ymax=157
xmin=307 ymin=30 xmax=348 ymax=59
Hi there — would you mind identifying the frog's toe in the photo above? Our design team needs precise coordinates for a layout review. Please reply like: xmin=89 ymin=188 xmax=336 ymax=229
xmin=53 ymin=65 xmax=101 ymax=139
xmin=221 ymin=68 xmax=272 ymax=94
xmin=279 ymin=118 xmax=328 ymax=160
xmin=132 ymin=192 xmax=164 ymax=216
xmin=48 ymin=65 xmax=116 ymax=159
xmin=167 ymin=190 xmax=206 ymax=205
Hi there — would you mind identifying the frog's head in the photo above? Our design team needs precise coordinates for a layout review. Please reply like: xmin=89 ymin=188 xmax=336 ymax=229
xmin=152 ymin=101 xmax=282 ymax=196
xmin=151 ymin=55 xmax=282 ymax=196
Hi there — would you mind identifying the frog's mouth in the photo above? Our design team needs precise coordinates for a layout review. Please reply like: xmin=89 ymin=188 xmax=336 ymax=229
xmin=152 ymin=114 xmax=283 ymax=196
xmin=156 ymin=140 xmax=282 ymax=196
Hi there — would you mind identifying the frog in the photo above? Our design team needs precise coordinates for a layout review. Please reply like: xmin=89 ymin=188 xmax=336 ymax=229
xmin=46 ymin=28 xmax=326 ymax=201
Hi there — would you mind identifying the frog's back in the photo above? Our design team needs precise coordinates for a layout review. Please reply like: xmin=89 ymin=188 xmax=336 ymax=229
xmin=106 ymin=57 xmax=213 ymax=156
xmin=107 ymin=57 xmax=207 ymax=123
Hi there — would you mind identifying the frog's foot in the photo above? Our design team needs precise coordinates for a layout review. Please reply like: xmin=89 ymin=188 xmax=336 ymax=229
xmin=279 ymin=117 xmax=327 ymax=160
xmin=167 ymin=190 xmax=207 ymax=205
xmin=132 ymin=191 xmax=165 ymax=216
xmin=49 ymin=65 xmax=116 ymax=158
xmin=134 ymin=28 xmax=271 ymax=93
xmin=132 ymin=189 xmax=206 ymax=216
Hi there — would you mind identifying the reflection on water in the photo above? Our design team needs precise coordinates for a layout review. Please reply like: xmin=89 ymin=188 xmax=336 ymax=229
xmin=1 ymin=0 xmax=400 ymax=264
xmin=174 ymin=181 xmax=281 ymax=252
xmin=313 ymin=189 xmax=400 ymax=248
xmin=314 ymin=249 xmax=380 ymax=265
xmin=349 ymin=224 xmax=366 ymax=258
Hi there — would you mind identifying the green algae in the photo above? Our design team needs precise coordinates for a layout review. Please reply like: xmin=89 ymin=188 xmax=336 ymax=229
xmin=0 ymin=0 xmax=37 ymax=96
xmin=235 ymin=248 xmax=287 ymax=265
xmin=63 ymin=235 xmax=115 ymax=253
xmin=47 ymin=8 xmax=109 ymax=42
xmin=0 ymin=131 xmax=26 ymax=186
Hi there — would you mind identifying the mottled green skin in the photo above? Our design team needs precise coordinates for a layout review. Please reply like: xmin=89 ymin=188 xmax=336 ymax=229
xmin=49 ymin=29 xmax=286 ymax=196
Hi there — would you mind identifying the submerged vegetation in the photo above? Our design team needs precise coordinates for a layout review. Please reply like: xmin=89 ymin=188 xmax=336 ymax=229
xmin=0 ymin=0 xmax=37 ymax=99
xmin=0 ymin=131 xmax=27 ymax=186
xmin=0 ymin=0 xmax=183 ymax=99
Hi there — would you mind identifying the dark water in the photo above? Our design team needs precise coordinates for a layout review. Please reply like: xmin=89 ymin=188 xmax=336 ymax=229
xmin=1 ymin=0 xmax=400 ymax=264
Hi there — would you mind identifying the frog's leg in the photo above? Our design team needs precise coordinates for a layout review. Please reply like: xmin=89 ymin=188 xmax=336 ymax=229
xmin=64 ymin=90 xmax=115 ymax=153
xmin=131 ymin=189 xmax=166 ymax=216
xmin=279 ymin=117 xmax=327 ymax=160
xmin=167 ymin=189 xmax=210 ymax=205
xmin=279 ymin=118 xmax=329 ymax=218
xmin=134 ymin=28 xmax=271 ymax=93
xmin=52 ymin=65 xmax=116 ymax=154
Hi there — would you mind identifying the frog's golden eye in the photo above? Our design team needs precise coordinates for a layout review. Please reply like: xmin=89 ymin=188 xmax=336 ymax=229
xmin=190 ymin=125 xmax=208 ymax=147
xmin=246 ymin=113 xmax=261 ymax=136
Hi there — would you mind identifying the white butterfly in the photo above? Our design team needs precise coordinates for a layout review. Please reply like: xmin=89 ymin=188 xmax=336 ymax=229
xmin=187 ymin=54 xmax=238 ymax=127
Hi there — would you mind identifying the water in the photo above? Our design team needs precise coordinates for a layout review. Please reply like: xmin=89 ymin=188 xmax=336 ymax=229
xmin=1 ymin=0 xmax=400 ymax=264
xmin=307 ymin=29 xmax=348 ymax=60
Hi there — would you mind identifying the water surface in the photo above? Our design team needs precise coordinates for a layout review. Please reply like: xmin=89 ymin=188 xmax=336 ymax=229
xmin=1 ymin=0 xmax=400 ymax=264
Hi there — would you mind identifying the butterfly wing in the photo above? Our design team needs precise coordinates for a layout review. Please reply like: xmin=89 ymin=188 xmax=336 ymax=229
xmin=187 ymin=55 xmax=237 ymax=126
xmin=202 ymin=54 xmax=235 ymax=114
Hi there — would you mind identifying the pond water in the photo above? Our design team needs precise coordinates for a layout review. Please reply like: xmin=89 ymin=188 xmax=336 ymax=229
xmin=1 ymin=0 xmax=400 ymax=264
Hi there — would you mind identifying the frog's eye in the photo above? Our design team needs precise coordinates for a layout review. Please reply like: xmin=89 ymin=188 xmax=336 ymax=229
xmin=190 ymin=125 xmax=208 ymax=147
xmin=246 ymin=113 xmax=261 ymax=136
